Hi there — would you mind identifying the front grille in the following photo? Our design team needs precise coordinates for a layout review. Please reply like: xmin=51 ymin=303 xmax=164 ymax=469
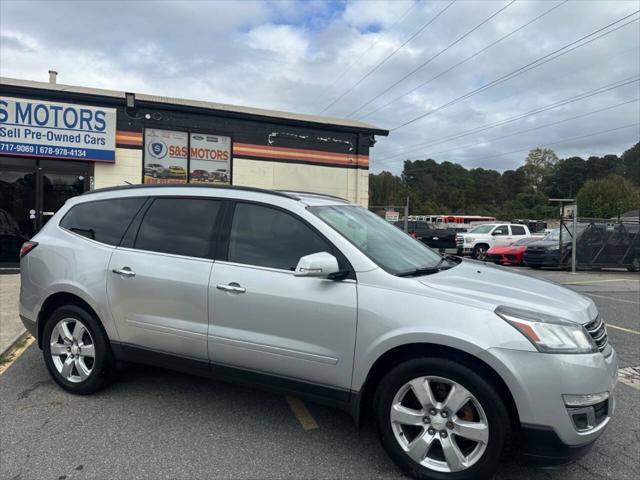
xmin=584 ymin=316 xmax=609 ymax=352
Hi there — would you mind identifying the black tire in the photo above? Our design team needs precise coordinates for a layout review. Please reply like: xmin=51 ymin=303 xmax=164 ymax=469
xmin=627 ymin=258 xmax=640 ymax=272
xmin=374 ymin=357 xmax=509 ymax=480
xmin=472 ymin=245 xmax=488 ymax=261
xmin=42 ymin=305 xmax=115 ymax=395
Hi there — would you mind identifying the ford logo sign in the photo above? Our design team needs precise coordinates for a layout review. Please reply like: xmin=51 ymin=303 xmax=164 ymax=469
xmin=193 ymin=135 xmax=204 ymax=140
xmin=148 ymin=141 xmax=167 ymax=159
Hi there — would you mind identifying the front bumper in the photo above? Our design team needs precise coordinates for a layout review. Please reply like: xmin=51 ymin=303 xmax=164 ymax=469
xmin=523 ymin=251 xmax=562 ymax=267
xmin=487 ymin=252 xmax=522 ymax=265
xmin=479 ymin=346 xmax=618 ymax=462
xmin=520 ymin=424 xmax=596 ymax=466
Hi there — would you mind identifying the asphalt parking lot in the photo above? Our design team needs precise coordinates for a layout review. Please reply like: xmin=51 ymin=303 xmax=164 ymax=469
xmin=1 ymin=270 xmax=638 ymax=480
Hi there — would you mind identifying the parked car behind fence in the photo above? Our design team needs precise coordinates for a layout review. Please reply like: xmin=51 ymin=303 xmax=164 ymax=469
xmin=523 ymin=220 xmax=639 ymax=271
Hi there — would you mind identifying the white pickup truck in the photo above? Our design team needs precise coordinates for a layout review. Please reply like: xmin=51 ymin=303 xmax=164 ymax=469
xmin=456 ymin=223 xmax=532 ymax=260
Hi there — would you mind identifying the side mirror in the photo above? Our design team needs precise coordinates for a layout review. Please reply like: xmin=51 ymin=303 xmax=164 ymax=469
xmin=492 ymin=229 xmax=503 ymax=235
xmin=294 ymin=252 xmax=340 ymax=278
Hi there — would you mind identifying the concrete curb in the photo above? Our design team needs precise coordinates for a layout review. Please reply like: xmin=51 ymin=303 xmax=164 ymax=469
xmin=0 ymin=329 xmax=29 ymax=358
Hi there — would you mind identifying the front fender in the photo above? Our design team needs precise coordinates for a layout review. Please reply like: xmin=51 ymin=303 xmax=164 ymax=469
xmin=352 ymin=282 xmax=534 ymax=391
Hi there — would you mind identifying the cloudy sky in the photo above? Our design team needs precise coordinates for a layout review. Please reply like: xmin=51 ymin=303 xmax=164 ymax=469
xmin=1 ymin=0 xmax=638 ymax=174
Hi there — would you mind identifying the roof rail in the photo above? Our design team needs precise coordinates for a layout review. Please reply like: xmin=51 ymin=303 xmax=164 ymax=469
xmin=82 ymin=183 xmax=300 ymax=200
xmin=278 ymin=190 xmax=349 ymax=202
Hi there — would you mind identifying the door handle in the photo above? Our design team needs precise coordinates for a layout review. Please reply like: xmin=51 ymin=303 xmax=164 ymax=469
xmin=112 ymin=267 xmax=136 ymax=278
xmin=216 ymin=282 xmax=246 ymax=294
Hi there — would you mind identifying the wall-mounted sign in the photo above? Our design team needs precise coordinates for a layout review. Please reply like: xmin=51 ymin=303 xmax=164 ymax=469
xmin=143 ymin=129 xmax=231 ymax=185
xmin=144 ymin=129 xmax=188 ymax=184
xmin=189 ymin=133 xmax=231 ymax=184
xmin=0 ymin=97 xmax=116 ymax=162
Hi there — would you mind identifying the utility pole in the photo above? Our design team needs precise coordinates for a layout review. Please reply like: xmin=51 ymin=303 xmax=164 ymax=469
xmin=571 ymin=201 xmax=578 ymax=274
xmin=403 ymin=196 xmax=409 ymax=233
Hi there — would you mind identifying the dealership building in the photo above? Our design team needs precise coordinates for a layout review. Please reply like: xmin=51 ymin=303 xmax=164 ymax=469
xmin=0 ymin=74 xmax=387 ymax=267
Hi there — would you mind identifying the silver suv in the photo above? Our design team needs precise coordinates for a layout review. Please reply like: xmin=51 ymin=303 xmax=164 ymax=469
xmin=19 ymin=185 xmax=617 ymax=480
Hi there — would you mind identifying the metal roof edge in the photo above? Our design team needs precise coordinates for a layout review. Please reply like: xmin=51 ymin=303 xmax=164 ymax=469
xmin=0 ymin=76 xmax=389 ymax=136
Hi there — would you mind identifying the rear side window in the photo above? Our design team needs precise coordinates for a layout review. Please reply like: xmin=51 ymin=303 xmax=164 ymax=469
xmin=228 ymin=203 xmax=331 ymax=270
xmin=134 ymin=198 xmax=221 ymax=258
xmin=493 ymin=225 xmax=509 ymax=236
xmin=511 ymin=225 xmax=526 ymax=235
xmin=60 ymin=197 xmax=146 ymax=246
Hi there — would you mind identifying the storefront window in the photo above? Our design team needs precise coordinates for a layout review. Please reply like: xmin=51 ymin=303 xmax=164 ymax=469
xmin=143 ymin=129 xmax=231 ymax=185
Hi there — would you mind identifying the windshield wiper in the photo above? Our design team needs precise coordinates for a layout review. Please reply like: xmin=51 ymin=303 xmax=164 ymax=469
xmin=395 ymin=255 xmax=459 ymax=277
xmin=395 ymin=266 xmax=440 ymax=277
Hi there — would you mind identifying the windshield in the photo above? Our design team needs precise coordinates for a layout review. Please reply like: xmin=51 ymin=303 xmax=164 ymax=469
xmin=310 ymin=205 xmax=443 ymax=275
xmin=544 ymin=224 xmax=587 ymax=241
xmin=467 ymin=224 xmax=495 ymax=234
xmin=544 ymin=229 xmax=561 ymax=241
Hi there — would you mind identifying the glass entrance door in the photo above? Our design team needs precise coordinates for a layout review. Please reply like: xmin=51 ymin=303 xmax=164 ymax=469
xmin=0 ymin=158 xmax=89 ymax=266
xmin=41 ymin=172 xmax=86 ymax=229
xmin=0 ymin=169 xmax=37 ymax=264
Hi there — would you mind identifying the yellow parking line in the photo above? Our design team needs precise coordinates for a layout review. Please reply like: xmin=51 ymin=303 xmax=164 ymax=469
xmin=607 ymin=324 xmax=640 ymax=335
xmin=0 ymin=335 xmax=35 ymax=375
xmin=286 ymin=396 xmax=319 ymax=430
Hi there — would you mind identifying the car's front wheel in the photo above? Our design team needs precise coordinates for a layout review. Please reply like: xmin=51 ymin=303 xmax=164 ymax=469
xmin=374 ymin=358 xmax=509 ymax=480
xmin=42 ymin=305 xmax=115 ymax=395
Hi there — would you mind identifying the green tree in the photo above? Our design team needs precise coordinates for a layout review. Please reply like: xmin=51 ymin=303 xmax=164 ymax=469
xmin=523 ymin=148 xmax=558 ymax=191
xmin=621 ymin=142 xmax=640 ymax=186
xmin=369 ymin=171 xmax=405 ymax=206
xmin=548 ymin=156 xmax=588 ymax=198
xmin=576 ymin=174 xmax=640 ymax=218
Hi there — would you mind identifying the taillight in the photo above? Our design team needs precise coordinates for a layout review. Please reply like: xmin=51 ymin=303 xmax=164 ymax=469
xmin=19 ymin=241 xmax=38 ymax=258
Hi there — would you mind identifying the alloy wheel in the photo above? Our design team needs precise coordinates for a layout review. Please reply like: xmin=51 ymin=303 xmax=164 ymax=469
xmin=49 ymin=318 xmax=95 ymax=383
xmin=390 ymin=376 xmax=489 ymax=473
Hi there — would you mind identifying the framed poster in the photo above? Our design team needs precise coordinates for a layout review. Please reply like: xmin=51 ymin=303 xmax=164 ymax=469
xmin=143 ymin=129 xmax=188 ymax=184
xmin=189 ymin=133 xmax=231 ymax=184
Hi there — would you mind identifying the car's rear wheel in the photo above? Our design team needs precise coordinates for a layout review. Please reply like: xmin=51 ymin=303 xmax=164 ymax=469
xmin=42 ymin=305 xmax=115 ymax=395
xmin=472 ymin=245 xmax=488 ymax=261
xmin=374 ymin=358 xmax=508 ymax=480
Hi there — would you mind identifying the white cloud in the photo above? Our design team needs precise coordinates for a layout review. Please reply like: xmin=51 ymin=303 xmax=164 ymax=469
xmin=1 ymin=0 xmax=638 ymax=174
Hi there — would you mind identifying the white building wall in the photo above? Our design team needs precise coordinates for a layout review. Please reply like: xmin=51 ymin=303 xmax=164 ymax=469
xmin=93 ymin=148 xmax=142 ymax=189
xmin=232 ymin=157 xmax=369 ymax=206
xmin=93 ymin=153 xmax=369 ymax=207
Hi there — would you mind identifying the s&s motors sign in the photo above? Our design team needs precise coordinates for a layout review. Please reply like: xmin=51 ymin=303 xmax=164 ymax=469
xmin=0 ymin=97 xmax=116 ymax=162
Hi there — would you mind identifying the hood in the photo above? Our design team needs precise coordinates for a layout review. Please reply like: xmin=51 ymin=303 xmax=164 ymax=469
xmin=419 ymin=260 xmax=595 ymax=324
xmin=527 ymin=240 xmax=570 ymax=248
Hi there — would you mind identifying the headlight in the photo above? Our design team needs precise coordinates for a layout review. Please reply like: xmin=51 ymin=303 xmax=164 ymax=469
xmin=466 ymin=237 xmax=475 ymax=243
xmin=495 ymin=306 xmax=597 ymax=354
xmin=548 ymin=244 xmax=560 ymax=250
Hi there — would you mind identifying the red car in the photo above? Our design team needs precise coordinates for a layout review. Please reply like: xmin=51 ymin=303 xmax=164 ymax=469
xmin=487 ymin=237 xmax=539 ymax=265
